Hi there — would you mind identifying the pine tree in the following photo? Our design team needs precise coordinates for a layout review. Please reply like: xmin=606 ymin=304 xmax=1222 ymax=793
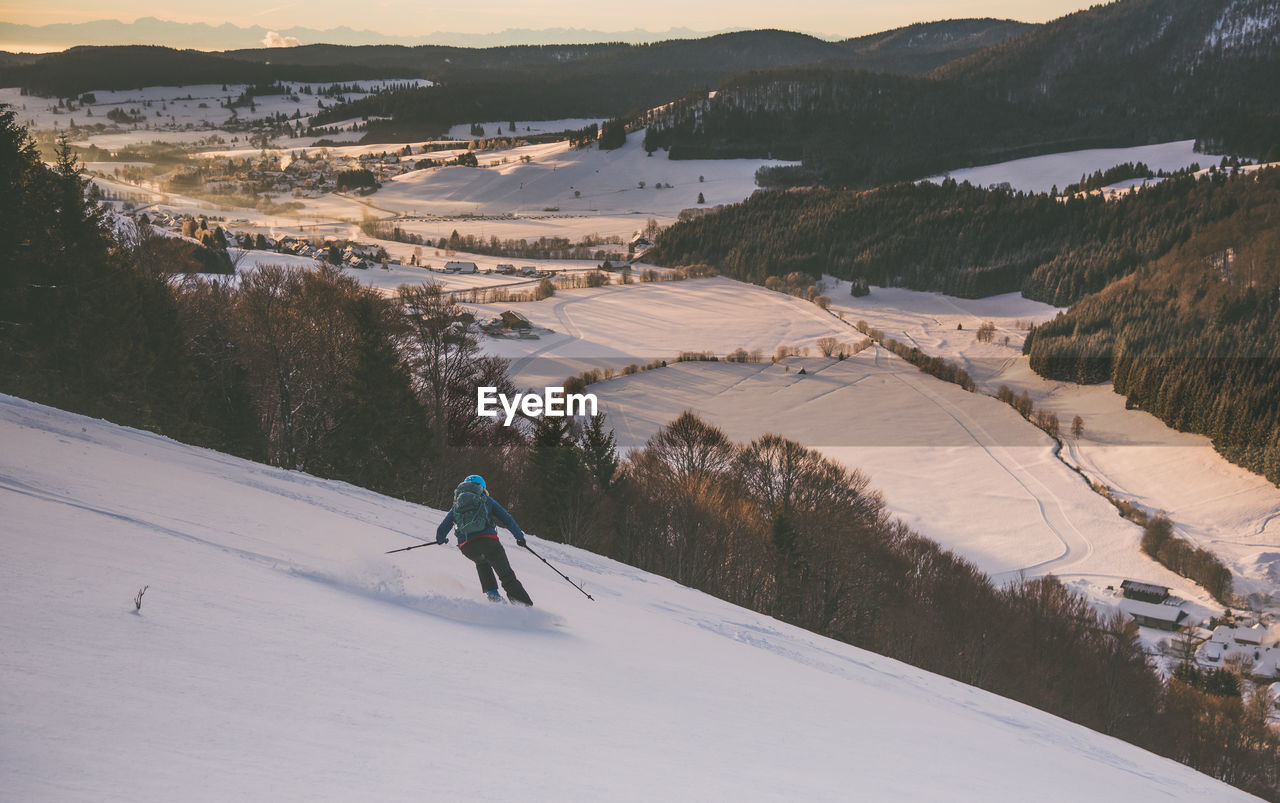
xmin=578 ymin=412 xmax=618 ymax=491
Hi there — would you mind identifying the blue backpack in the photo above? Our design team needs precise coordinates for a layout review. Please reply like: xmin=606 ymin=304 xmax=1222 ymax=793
xmin=452 ymin=480 xmax=492 ymax=538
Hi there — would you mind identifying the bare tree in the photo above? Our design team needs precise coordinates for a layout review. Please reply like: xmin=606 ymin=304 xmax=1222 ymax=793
xmin=397 ymin=282 xmax=518 ymax=497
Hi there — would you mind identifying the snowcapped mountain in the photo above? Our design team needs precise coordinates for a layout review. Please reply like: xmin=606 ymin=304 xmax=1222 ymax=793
xmin=0 ymin=393 xmax=1253 ymax=801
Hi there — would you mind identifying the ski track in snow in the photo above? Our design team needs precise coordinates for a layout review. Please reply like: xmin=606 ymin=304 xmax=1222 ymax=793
xmin=872 ymin=345 xmax=1094 ymax=580
xmin=289 ymin=568 xmax=567 ymax=631
xmin=0 ymin=474 xmax=292 ymax=572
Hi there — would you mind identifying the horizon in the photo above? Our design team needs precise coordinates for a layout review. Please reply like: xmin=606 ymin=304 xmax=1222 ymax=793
xmin=1 ymin=2 xmax=1099 ymax=44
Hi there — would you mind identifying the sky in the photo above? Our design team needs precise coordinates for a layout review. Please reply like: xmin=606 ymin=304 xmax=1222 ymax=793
xmin=3 ymin=1 xmax=1102 ymax=38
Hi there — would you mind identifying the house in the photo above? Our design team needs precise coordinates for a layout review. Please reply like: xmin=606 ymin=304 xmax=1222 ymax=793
xmin=1211 ymin=624 xmax=1265 ymax=648
xmin=520 ymin=265 xmax=540 ymax=276
xmin=1119 ymin=598 xmax=1188 ymax=631
xmin=1254 ymin=646 xmax=1280 ymax=678
xmin=498 ymin=310 xmax=532 ymax=330
xmin=495 ymin=263 xmax=516 ymax=275
xmin=444 ymin=261 xmax=477 ymax=274
xmin=1120 ymin=579 xmax=1170 ymax=604
xmin=1200 ymin=625 xmax=1280 ymax=678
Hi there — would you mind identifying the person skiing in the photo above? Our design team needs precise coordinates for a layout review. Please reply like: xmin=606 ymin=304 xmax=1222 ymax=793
xmin=436 ymin=475 xmax=533 ymax=606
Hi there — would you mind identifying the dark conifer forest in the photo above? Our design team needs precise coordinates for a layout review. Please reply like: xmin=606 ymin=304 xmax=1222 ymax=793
xmin=649 ymin=166 xmax=1274 ymax=306
xmin=1025 ymin=185 xmax=1280 ymax=485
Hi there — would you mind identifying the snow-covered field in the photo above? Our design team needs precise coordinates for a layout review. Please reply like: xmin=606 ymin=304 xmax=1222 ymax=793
xmin=924 ymin=139 xmax=1207 ymax=194
xmin=823 ymin=282 xmax=1280 ymax=604
xmin=0 ymin=81 xmax=431 ymax=142
xmin=471 ymin=276 xmax=853 ymax=388
xmin=226 ymin=247 xmax=611 ymax=296
xmin=468 ymin=277 xmax=1274 ymax=625
xmin=445 ymin=118 xmax=606 ymax=140
xmin=593 ymin=350 xmax=1222 ymax=621
xmin=0 ymin=394 xmax=1252 ymax=801
xmin=372 ymin=132 xmax=793 ymax=220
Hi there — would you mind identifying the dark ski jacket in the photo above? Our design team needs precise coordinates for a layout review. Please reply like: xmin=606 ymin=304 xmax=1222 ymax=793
xmin=437 ymin=496 xmax=526 ymax=546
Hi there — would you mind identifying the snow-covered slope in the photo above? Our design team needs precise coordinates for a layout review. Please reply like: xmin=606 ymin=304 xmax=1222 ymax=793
xmin=924 ymin=140 xmax=1205 ymax=194
xmin=373 ymin=130 xmax=793 ymax=218
xmin=0 ymin=394 xmax=1252 ymax=801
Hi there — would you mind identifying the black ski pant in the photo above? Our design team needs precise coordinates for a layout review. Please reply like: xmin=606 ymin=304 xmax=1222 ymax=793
xmin=459 ymin=536 xmax=533 ymax=606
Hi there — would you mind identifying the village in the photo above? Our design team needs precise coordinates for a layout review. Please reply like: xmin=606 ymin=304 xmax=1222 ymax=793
xmin=1117 ymin=578 xmax=1280 ymax=684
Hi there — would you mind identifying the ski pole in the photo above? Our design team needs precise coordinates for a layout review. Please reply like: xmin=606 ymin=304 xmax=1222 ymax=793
xmin=522 ymin=543 xmax=594 ymax=601
xmin=385 ymin=541 xmax=442 ymax=555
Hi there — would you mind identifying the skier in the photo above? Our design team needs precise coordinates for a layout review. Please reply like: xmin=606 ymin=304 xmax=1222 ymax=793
xmin=436 ymin=475 xmax=534 ymax=606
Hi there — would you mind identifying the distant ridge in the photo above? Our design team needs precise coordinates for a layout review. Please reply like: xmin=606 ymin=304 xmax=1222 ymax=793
xmin=0 ymin=25 xmax=1033 ymax=99
xmin=0 ymin=17 xmax=743 ymax=51
xmin=837 ymin=18 xmax=1034 ymax=74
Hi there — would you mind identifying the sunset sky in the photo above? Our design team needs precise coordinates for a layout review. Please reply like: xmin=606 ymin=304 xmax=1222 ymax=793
xmin=3 ymin=1 xmax=1100 ymax=38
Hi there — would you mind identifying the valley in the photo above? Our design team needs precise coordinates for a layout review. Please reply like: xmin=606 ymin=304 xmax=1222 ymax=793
xmin=13 ymin=65 xmax=1278 ymax=649
xmin=5 ymin=4 xmax=1280 ymax=797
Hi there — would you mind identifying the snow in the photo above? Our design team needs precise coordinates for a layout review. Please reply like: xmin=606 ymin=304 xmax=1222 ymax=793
xmin=0 ymin=81 xmax=432 ymax=142
xmin=0 ymin=393 xmax=1252 ymax=801
xmin=469 ymin=276 xmax=854 ymax=388
xmin=1119 ymin=598 xmax=1187 ymax=623
xmin=924 ymin=140 xmax=1208 ymax=194
xmin=445 ymin=118 xmax=606 ymax=140
xmin=820 ymin=282 xmax=1280 ymax=606
xmin=592 ymin=350 xmax=1221 ymax=620
xmin=443 ymin=276 xmax=1280 ymax=624
xmin=16 ymin=74 xmax=1279 ymax=629
xmin=371 ymin=131 xmax=794 ymax=219
xmin=1204 ymin=1 xmax=1280 ymax=51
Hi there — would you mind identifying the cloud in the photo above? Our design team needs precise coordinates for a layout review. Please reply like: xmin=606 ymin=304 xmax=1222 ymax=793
xmin=261 ymin=31 xmax=301 ymax=47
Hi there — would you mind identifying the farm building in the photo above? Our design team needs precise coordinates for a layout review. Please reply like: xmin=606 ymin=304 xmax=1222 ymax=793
xmin=1119 ymin=598 xmax=1188 ymax=631
xmin=1120 ymin=579 xmax=1170 ymax=603
xmin=1200 ymin=625 xmax=1280 ymax=677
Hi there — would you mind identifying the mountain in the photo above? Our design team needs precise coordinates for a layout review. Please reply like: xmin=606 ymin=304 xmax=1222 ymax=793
xmin=836 ymin=18 xmax=1034 ymax=74
xmin=642 ymin=0 xmax=1280 ymax=185
xmin=0 ymin=17 xmax=738 ymax=50
xmin=941 ymin=0 xmax=1280 ymax=91
xmin=938 ymin=0 xmax=1280 ymax=154
xmin=0 ymin=392 xmax=1253 ymax=801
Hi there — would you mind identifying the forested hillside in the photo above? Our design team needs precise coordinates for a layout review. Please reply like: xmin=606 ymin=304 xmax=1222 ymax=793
xmin=1026 ymin=182 xmax=1280 ymax=485
xmin=300 ymin=25 xmax=1028 ymax=142
xmin=643 ymin=0 xmax=1280 ymax=186
xmin=832 ymin=18 xmax=1033 ymax=74
xmin=0 ymin=46 xmax=407 ymax=96
xmin=641 ymin=68 xmax=1047 ymax=186
xmin=649 ymin=165 xmax=1273 ymax=305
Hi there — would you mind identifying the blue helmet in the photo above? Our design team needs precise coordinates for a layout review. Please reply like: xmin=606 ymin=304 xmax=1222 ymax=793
xmin=465 ymin=474 xmax=486 ymax=490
